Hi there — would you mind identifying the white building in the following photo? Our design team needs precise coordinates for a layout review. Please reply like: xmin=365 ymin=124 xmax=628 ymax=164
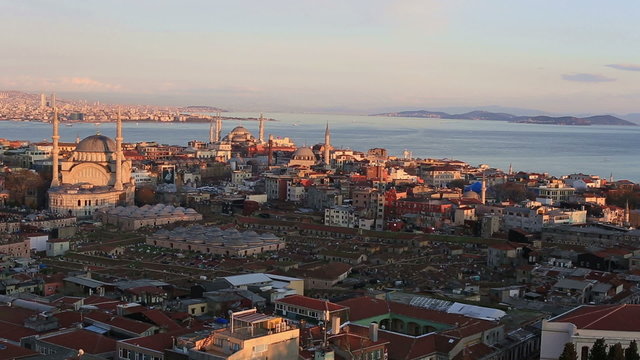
xmin=324 ymin=205 xmax=359 ymax=228
xmin=46 ymin=238 xmax=70 ymax=257
xmin=541 ymin=304 xmax=640 ymax=360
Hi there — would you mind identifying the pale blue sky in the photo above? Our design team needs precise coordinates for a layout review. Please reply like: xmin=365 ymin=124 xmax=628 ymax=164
xmin=1 ymin=1 xmax=639 ymax=114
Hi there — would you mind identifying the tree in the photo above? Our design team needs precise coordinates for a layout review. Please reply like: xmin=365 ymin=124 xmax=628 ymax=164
xmin=559 ymin=342 xmax=578 ymax=360
xmin=448 ymin=179 xmax=467 ymax=190
xmin=135 ymin=186 xmax=156 ymax=205
xmin=609 ymin=343 xmax=624 ymax=360
xmin=2 ymin=169 xmax=45 ymax=207
xmin=626 ymin=340 xmax=640 ymax=360
xmin=590 ymin=338 xmax=608 ymax=360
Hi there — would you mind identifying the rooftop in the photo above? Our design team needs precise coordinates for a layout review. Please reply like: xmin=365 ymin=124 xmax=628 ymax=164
xmin=551 ymin=304 xmax=640 ymax=331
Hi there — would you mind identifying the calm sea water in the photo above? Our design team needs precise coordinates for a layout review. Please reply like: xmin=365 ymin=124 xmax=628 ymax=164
xmin=1 ymin=112 xmax=639 ymax=181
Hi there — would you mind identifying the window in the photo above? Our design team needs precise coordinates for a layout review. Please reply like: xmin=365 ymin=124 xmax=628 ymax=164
xmin=581 ymin=346 xmax=589 ymax=360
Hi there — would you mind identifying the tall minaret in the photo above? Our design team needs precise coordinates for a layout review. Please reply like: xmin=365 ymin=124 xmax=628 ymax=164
xmin=216 ymin=112 xmax=222 ymax=142
xmin=209 ymin=117 xmax=215 ymax=143
xmin=481 ymin=172 xmax=487 ymax=205
xmin=51 ymin=108 xmax=60 ymax=187
xmin=625 ymin=200 xmax=630 ymax=226
xmin=258 ymin=113 xmax=265 ymax=144
xmin=324 ymin=122 xmax=331 ymax=166
xmin=114 ymin=108 xmax=123 ymax=191
xmin=508 ymin=163 xmax=513 ymax=176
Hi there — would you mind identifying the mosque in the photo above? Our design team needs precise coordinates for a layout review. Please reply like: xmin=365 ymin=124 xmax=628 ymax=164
xmin=48 ymin=109 xmax=135 ymax=218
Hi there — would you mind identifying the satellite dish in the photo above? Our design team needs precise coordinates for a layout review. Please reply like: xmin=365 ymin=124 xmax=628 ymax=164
xmin=78 ymin=349 xmax=85 ymax=356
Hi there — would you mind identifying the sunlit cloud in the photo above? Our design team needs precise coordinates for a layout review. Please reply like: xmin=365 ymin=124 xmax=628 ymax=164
xmin=606 ymin=64 xmax=640 ymax=72
xmin=0 ymin=76 xmax=123 ymax=92
xmin=562 ymin=73 xmax=615 ymax=82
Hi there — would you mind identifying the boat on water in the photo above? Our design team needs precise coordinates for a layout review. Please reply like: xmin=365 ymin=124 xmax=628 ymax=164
xmin=64 ymin=123 xmax=73 ymax=127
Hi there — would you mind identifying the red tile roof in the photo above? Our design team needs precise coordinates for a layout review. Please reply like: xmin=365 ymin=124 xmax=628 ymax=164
xmin=0 ymin=321 xmax=37 ymax=342
xmin=551 ymin=304 xmax=640 ymax=331
xmin=348 ymin=324 xmax=458 ymax=360
xmin=121 ymin=328 xmax=193 ymax=352
xmin=0 ymin=306 xmax=37 ymax=326
xmin=0 ymin=340 xmax=39 ymax=360
xmin=86 ymin=312 xmax=156 ymax=335
xmin=141 ymin=309 xmax=183 ymax=331
xmin=276 ymin=295 xmax=347 ymax=312
xmin=53 ymin=311 xmax=83 ymax=328
xmin=42 ymin=329 xmax=116 ymax=354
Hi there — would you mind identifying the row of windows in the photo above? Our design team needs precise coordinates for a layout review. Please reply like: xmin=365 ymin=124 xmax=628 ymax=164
xmin=119 ymin=348 xmax=160 ymax=360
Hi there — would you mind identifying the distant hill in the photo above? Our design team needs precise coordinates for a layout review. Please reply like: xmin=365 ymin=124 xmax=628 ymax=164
xmin=371 ymin=110 xmax=636 ymax=126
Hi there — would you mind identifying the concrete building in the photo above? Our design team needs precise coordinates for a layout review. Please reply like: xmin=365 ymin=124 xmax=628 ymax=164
xmin=46 ymin=238 xmax=70 ymax=257
xmin=324 ymin=205 xmax=359 ymax=228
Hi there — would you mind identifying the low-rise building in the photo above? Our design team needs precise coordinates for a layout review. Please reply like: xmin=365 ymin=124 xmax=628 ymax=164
xmin=187 ymin=308 xmax=299 ymax=360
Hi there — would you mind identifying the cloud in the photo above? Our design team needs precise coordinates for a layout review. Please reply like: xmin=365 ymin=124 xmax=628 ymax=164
xmin=64 ymin=77 xmax=122 ymax=91
xmin=0 ymin=76 xmax=122 ymax=92
xmin=562 ymin=73 xmax=615 ymax=82
xmin=606 ymin=63 xmax=640 ymax=72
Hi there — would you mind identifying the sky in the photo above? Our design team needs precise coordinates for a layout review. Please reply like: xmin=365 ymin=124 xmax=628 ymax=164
xmin=1 ymin=0 xmax=640 ymax=115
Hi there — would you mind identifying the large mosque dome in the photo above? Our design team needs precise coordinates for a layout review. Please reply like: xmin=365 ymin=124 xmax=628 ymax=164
xmin=76 ymin=135 xmax=116 ymax=153
xmin=223 ymin=126 xmax=256 ymax=143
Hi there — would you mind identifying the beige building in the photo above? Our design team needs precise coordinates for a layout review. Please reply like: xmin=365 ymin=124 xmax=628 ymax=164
xmin=189 ymin=309 xmax=299 ymax=360
xmin=0 ymin=237 xmax=30 ymax=258
xmin=48 ymin=110 xmax=134 ymax=218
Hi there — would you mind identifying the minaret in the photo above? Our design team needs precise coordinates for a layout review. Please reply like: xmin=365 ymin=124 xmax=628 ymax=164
xmin=51 ymin=108 xmax=60 ymax=187
xmin=216 ymin=112 xmax=222 ymax=142
xmin=625 ymin=200 xmax=630 ymax=226
xmin=508 ymin=163 xmax=513 ymax=176
xmin=481 ymin=172 xmax=487 ymax=205
xmin=324 ymin=122 xmax=331 ymax=166
xmin=114 ymin=108 xmax=123 ymax=191
xmin=209 ymin=117 xmax=215 ymax=143
xmin=258 ymin=113 xmax=265 ymax=144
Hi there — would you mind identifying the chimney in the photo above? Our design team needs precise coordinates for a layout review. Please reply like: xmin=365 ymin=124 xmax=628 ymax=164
xmin=369 ymin=322 xmax=379 ymax=342
xmin=331 ymin=316 xmax=340 ymax=335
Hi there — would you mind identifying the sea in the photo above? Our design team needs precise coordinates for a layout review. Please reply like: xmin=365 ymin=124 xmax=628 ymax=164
xmin=1 ymin=112 xmax=639 ymax=182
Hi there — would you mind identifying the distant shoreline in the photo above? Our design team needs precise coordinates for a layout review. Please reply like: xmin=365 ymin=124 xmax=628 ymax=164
xmin=371 ymin=110 xmax=637 ymax=126
xmin=0 ymin=116 xmax=277 ymax=123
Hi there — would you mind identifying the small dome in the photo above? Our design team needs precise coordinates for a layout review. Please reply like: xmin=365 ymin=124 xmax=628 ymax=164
xmin=463 ymin=191 xmax=480 ymax=200
xmin=76 ymin=135 xmax=116 ymax=153
xmin=291 ymin=147 xmax=315 ymax=160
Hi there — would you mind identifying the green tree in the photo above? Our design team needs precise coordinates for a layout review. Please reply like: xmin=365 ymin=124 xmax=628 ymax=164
xmin=590 ymin=338 xmax=608 ymax=360
xmin=626 ymin=340 xmax=640 ymax=360
xmin=559 ymin=342 xmax=578 ymax=360
xmin=609 ymin=343 xmax=625 ymax=360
